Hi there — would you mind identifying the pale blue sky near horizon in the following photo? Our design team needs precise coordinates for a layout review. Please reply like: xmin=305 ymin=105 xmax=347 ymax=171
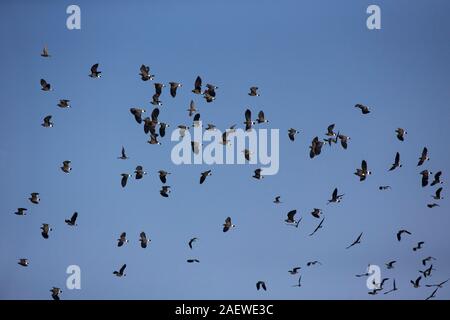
xmin=0 ymin=0 xmax=449 ymax=299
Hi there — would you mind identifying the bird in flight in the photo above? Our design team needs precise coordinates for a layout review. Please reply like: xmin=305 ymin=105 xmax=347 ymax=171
xmin=248 ymin=86 xmax=260 ymax=96
xmin=41 ymin=45 xmax=50 ymax=57
xmin=385 ymin=260 xmax=397 ymax=269
xmin=273 ymin=196 xmax=282 ymax=204
xmin=120 ymin=174 xmax=131 ymax=188
xmin=425 ymin=288 xmax=439 ymax=300
xmin=426 ymin=279 xmax=449 ymax=288
xmin=40 ymin=79 xmax=52 ymax=91
xmin=117 ymin=232 xmax=128 ymax=247
xmin=118 ymin=146 xmax=129 ymax=160
xmin=309 ymin=137 xmax=324 ymax=159
xmin=427 ymin=203 xmax=439 ymax=208
xmin=306 ymin=261 xmax=322 ymax=267
xmin=113 ymin=264 xmax=126 ymax=277
xmin=89 ymin=63 xmax=102 ymax=78
xmin=395 ymin=128 xmax=407 ymax=141
xmin=420 ymin=170 xmax=432 ymax=187
xmin=14 ymin=208 xmax=27 ymax=216
xmin=413 ymin=241 xmax=424 ymax=251
xmin=187 ymin=259 xmax=200 ymax=263
xmin=29 ymin=192 xmax=40 ymax=204
xmin=57 ymin=99 xmax=70 ymax=109
xmin=41 ymin=115 xmax=54 ymax=128
xmin=389 ymin=152 xmax=402 ymax=171
xmin=244 ymin=109 xmax=255 ymax=131
xmin=292 ymin=275 xmax=302 ymax=287
xmin=310 ymin=208 xmax=322 ymax=219
xmin=256 ymin=281 xmax=267 ymax=291
xmin=411 ymin=276 xmax=422 ymax=288
xmin=41 ymin=223 xmax=52 ymax=239
xmin=158 ymin=170 xmax=170 ymax=184
xmin=346 ymin=232 xmax=363 ymax=249
xmin=285 ymin=210 xmax=298 ymax=224
xmin=430 ymin=171 xmax=443 ymax=187
xmin=61 ymin=160 xmax=72 ymax=174
xmin=422 ymin=256 xmax=436 ymax=266
xmin=255 ymin=111 xmax=269 ymax=124
xmin=139 ymin=232 xmax=150 ymax=248
xmin=417 ymin=147 xmax=429 ymax=166
xmin=188 ymin=238 xmax=198 ymax=249
xmin=18 ymin=258 xmax=29 ymax=267
xmin=50 ymin=287 xmax=62 ymax=300
xmin=65 ymin=212 xmax=78 ymax=226
xmin=200 ymin=170 xmax=212 ymax=184
xmin=134 ymin=166 xmax=147 ymax=180
xmin=288 ymin=267 xmax=301 ymax=275
xmin=379 ymin=185 xmax=391 ymax=191
xmin=309 ymin=218 xmax=324 ymax=236
xmin=160 ymin=186 xmax=171 ymax=198
xmin=355 ymin=104 xmax=371 ymax=114
xmin=288 ymin=128 xmax=299 ymax=141
xmin=169 ymin=82 xmax=182 ymax=98
xmin=327 ymin=188 xmax=344 ymax=204
xmin=253 ymin=169 xmax=264 ymax=180
xmin=384 ymin=279 xmax=398 ymax=295
xmin=337 ymin=133 xmax=350 ymax=150
xmin=397 ymin=229 xmax=412 ymax=241
xmin=355 ymin=160 xmax=371 ymax=181
xmin=139 ymin=64 xmax=154 ymax=81
xmin=223 ymin=217 xmax=235 ymax=232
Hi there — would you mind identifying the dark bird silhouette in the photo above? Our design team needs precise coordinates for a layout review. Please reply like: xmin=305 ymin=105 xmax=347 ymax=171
xmin=430 ymin=172 xmax=443 ymax=187
xmin=384 ymin=279 xmax=398 ymax=295
xmin=120 ymin=174 xmax=131 ymax=188
xmin=244 ymin=109 xmax=255 ymax=131
xmin=40 ymin=79 xmax=51 ymax=91
xmin=273 ymin=196 xmax=282 ymax=204
xmin=192 ymin=76 xmax=202 ymax=94
xmin=427 ymin=203 xmax=440 ymax=208
xmin=417 ymin=147 xmax=429 ymax=166
xmin=309 ymin=218 xmax=324 ymax=236
xmin=187 ymin=259 xmax=200 ymax=263
xmin=223 ymin=217 xmax=235 ymax=232
xmin=160 ymin=186 xmax=171 ymax=198
xmin=395 ymin=128 xmax=407 ymax=141
xmin=385 ymin=261 xmax=396 ymax=269
xmin=292 ymin=276 xmax=302 ymax=287
xmin=256 ymin=281 xmax=267 ymax=291
xmin=61 ymin=160 xmax=72 ymax=173
xmin=255 ymin=111 xmax=269 ymax=124
xmin=118 ymin=146 xmax=129 ymax=160
xmin=306 ymin=261 xmax=322 ymax=267
xmin=389 ymin=152 xmax=402 ymax=171
xmin=158 ymin=170 xmax=170 ymax=184
xmin=134 ymin=165 xmax=147 ymax=180
xmin=425 ymin=288 xmax=439 ymax=300
xmin=29 ymin=193 xmax=40 ymax=204
xmin=139 ymin=232 xmax=150 ymax=248
xmin=130 ymin=108 xmax=145 ymax=124
xmin=117 ymin=232 xmax=128 ymax=247
xmin=346 ymin=232 xmax=363 ymax=249
xmin=288 ymin=128 xmax=299 ymax=141
xmin=200 ymin=170 xmax=212 ymax=184
xmin=327 ymin=188 xmax=344 ymax=204
xmin=248 ymin=86 xmax=260 ymax=96
xmin=113 ymin=264 xmax=126 ymax=277
xmin=89 ymin=63 xmax=101 ymax=78
xmin=355 ymin=104 xmax=370 ymax=114
xmin=413 ymin=241 xmax=424 ymax=251
xmin=355 ymin=160 xmax=371 ymax=181
xmin=42 ymin=115 xmax=54 ymax=128
xmin=50 ymin=287 xmax=62 ymax=300
xmin=285 ymin=210 xmax=298 ymax=224
xmin=65 ymin=212 xmax=78 ymax=226
xmin=188 ymin=238 xmax=198 ymax=249
xmin=426 ymin=279 xmax=449 ymax=288
xmin=187 ymin=100 xmax=197 ymax=117
xmin=18 ymin=258 xmax=29 ymax=267
xmin=411 ymin=276 xmax=422 ymax=288
xmin=41 ymin=46 xmax=50 ymax=57
xmin=41 ymin=223 xmax=52 ymax=239
xmin=420 ymin=170 xmax=432 ymax=187
xmin=326 ymin=124 xmax=336 ymax=137
xmin=14 ymin=208 xmax=27 ymax=216
xmin=337 ymin=133 xmax=350 ymax=150
xmin=310 ymin=208 xmax=322 ymax=219
xmin=397 ymin=229 xmax=412 ymax=241
xmin=253 ymin=168 xmax=264 ymax=180
xmin=288 ymin=267 xmax=301 ymax=275
xmin=379 ymin=185 xmax=391 ymax=190
xmin=139 ymin=64 xmax=154 ymax=81
xmin=309 ymin=137 xmax=324 ymax=159
xmin=422 ymin=256 xmax=436 ymax=266
xmin=169 ymin=82 xmax=182 ymax=97
xmin=57 ymin=99 xmax=70 ymax=108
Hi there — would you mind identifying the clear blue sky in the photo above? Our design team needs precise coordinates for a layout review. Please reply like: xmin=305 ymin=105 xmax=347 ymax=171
xmin=0 ymin=0 xmax=449 ymax=300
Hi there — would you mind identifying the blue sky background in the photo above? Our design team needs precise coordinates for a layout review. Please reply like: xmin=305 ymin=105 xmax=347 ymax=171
xmin=0 ymin=0 xmax=449 ymax=300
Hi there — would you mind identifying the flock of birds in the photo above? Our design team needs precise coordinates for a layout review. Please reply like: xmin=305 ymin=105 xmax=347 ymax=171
xmin=10 ymin=45 xmax=447 ymax=300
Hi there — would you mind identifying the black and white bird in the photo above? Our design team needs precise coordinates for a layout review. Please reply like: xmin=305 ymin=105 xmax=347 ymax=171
xmin=253 ymin=169 xmax=264 ymax=180
xmin=42 ymin=115 xmax=53 ymax=128
xmin=57 ymin=99 xmax=70 ymax=108
xmin=118 ymin=146 xmax=129 ymax=160
xmin=120 ymin=174 xmax=131 ymax=188
xmin=397 ymin=229 xmax=412 ymax=241
xmin=65 ymin=212 xmax=78 ymax=226
xmin=385 ymin=261 xmax=397 ymax=269
xmin=134 ymin=166 xmax=147 ymax=180
xmin=248 ymin=86 xmax=260 ymax=96
xmin=151 ymin=93 xmax=162 ymax=106
xmin=310 ymin=208 xmax=322 ymax=219
xmin=256 ymin=281 xmax=267 ymax=291
xmin=326 ymin=124 xmax=336 ymax=137
xmin=285 ymin=210 xmax=298 ymax=224
xmin=337 ymin=133 xmax=350 ymax=150
xmin=159 ymin=122 xmax=169 ymax=137
xmin=15 ymin=208 xmax=27 ymax=216
xmin=29 ymin=193 xmax=40 ymax=204
xmin=255 ymin=111 xmax=269 ymax=124
xmin=117 ymin=232 xmax=128 ymax=247
xmin=200 ymin=170 xmax=212 ymax=184
xmin=130 ymin=108 xmax=146 ymax=124
xmin=355 ymin=104 xmax=370 ymax=114
xmin=169 ymin=82 xmax=182 ymax=97
xmin=288 ymin=128 xmax=299 ymax=141
xmin=411 ymin=276 xmax=422 ymax=288
xmin=139 ymin=232 xmax=150 ymax=248
xmin=192 ymin=113 xmax=201 ymax=127
xmin=430 ymin=172 xmax=443 ymax=187
xmin=192 ymin=76 xmax=202 ymax=94
xmin=355 ymin=160 xmax=371 ymax=181
xmin=50 ymin=287 xmax=62 ymax=300
xmin=243 ymin=149 xmax=252 ymax=161
xmin=413 ymin=241 xmax=424 ymax=251
xmin=188 ymin=238 xmax=198 ymax=249
xmin=327 ymin=188 xmax=344 ymax=204
xmin=309 ymin=137 xmax=324 ymax=159
xmin=223 ymin=217 xmax=235 ymax=232
xmin=113 ymin=264 xmax=126 ymax=277
xmin=40 ymin=79 xmax=52 ymax=91
xmin=288 ymin=267 xmax=301 ymax=275
xmin=244 ymin=109 xmax=255 ymax=131
xmin=89 ymin=63 xmax=101 ymax=78
xmin=148 ymin=133 xmax=162 ymax=145
xmin=18 ymin=258 xmax=29 ymax=267
xmin=160 ymin=186 xmax=171 ymax=198
xmin=417 ymin=147 xmax=429 ymax=166
xmin=389 ymin=152 xmax=402 ymax=171
xmin=139 ymin=64 xmax=154 ymax=81
xmin=204 ymin=83 xmax=218 ymax=98
xmin=395 ymin=128 xmax=407 ymax=141
xmin=346 ymin=232 xmax=363 ymax=249
xmin=420 ymin=170 xmax=432 ymax=187
xmin=158 ymin=170 xmax=170 ymax=184
xmin=41 ymin=46 xmax=50 ymax=57
xmin=41 ymin=223 xmax=52 ymax=239
xmin=309 ymin=218 xmax=325 ymax=236
xmin=61 ymin=160 xmax=72 ymax=173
